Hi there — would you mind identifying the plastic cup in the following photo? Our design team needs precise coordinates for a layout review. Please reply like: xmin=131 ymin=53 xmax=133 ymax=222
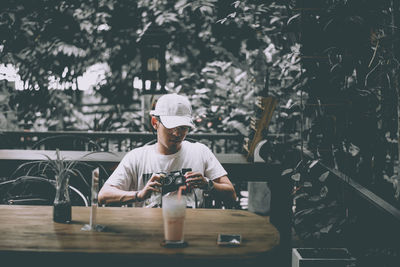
xmin=162 ymin=193 xmax=186 ymax=244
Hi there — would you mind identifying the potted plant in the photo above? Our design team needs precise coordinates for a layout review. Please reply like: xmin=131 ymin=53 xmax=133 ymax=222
xmin=52 ymin=150 xmax=74 ymax=223
xmin=4 ymin=149 xmax=109 ymax=223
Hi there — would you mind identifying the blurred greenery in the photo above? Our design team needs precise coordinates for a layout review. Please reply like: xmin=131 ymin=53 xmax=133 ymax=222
xmin=0 ymin=0 xmax=299 ymax=135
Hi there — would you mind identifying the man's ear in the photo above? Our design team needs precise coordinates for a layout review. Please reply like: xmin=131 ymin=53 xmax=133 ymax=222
xmin=151 ymin=116 xmax=158 ymax=130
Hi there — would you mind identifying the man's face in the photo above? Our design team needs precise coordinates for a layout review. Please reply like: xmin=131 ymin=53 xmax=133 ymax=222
xmin=156 ymin=120 xmax=190 ymax=154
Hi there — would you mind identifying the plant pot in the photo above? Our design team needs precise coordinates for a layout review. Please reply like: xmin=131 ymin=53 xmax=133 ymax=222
xmin=53 ymin=175 xmax=71 ymax=223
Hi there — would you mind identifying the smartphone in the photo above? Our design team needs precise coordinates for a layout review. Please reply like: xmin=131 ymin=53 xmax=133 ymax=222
xmin=217 ymin=234 xmax=242 ymax=246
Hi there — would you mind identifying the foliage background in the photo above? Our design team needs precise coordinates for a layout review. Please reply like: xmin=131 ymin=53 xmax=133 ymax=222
xmin=0 ymin=0 xmax=301 ymax=134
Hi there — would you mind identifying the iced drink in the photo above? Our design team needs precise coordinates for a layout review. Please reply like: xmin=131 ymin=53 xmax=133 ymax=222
xmin=162 ymin=193 xmax=186 ymax=244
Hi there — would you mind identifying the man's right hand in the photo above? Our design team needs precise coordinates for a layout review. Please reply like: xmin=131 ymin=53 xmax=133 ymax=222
xmin=137 ymin=173 xmax=163 ymax=201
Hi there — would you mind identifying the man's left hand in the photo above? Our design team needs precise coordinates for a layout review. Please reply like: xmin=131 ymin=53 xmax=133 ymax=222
xmin=184 ymin=171 xmax=208 ymax=190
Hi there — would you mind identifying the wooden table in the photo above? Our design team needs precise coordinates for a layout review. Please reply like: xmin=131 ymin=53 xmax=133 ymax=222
xmin=0 ymin=205 xmax=280 ymax=266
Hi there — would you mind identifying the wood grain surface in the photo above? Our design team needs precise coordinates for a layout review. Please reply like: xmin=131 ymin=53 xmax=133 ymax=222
xmin=0 ymin=205 xmax=279 ymax=266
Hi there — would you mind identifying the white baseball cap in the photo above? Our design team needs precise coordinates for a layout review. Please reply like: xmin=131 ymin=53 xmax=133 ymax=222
xmin=150 ymin=93 xmax=195 ymax=129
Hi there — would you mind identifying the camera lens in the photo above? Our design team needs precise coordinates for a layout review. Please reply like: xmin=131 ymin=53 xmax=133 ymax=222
xmin=163 ymin=176 xmax=173 ymax=185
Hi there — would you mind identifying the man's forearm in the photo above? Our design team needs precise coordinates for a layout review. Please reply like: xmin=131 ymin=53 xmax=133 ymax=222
xmin=213 ymin=183 xmax=237 ymax=206
xmin=98 ymin=184 xmax=137 ymax=205
xmin=211 ymin=176 xmax=237 ymax=207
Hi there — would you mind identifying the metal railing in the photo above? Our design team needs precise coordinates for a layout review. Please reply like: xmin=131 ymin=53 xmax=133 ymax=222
xmin=0 ymin=130 xmax=245 ymax=153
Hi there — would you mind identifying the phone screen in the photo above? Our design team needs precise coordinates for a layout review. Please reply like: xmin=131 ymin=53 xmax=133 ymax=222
xmin=217 ymin=234 xmax=241 ymax=246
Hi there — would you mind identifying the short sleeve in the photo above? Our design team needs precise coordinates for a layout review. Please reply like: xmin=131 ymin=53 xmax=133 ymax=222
xmin=201 ymin=144 xmax=227 ymax=180
xmin=105 ymin=151 xmax=137 ymax=191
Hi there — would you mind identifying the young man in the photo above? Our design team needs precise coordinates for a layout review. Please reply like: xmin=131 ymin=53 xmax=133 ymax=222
xmin=98 ymin=93 xmax=237 ymax=208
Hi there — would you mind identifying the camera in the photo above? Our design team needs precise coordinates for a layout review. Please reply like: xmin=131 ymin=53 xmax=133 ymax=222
xmin=161 ymin=171 xmax=186 ymax=195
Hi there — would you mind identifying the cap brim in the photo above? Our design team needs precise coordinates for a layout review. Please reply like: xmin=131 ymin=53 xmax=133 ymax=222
xmin=160 ymin=116 xmax=195 ymax=129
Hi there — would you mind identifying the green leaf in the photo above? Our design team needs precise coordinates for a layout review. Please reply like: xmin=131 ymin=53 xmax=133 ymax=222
xmin=281 ymin=168 xmax=293 ymax=176
xmin=270 ymin=16 xmax=280 ymax=24
xmin=309 ymin=160 xmax=319 ymax=169
xmin=291 ymin=173 xmax=301 ymax=181
xmin=195 ymin=88 xmax=211 ymax=94
xmin=199 ymin=6 xmax=213 ymax=15
xmin=287 ymin=13 xmax=300 ymax=25
xmin=318 ymin=171 xmax=330 ymax=182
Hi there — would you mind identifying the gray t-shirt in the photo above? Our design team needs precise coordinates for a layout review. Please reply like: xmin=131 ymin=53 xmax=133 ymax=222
xmin=105 ymin=140 xmax=227 ymax=207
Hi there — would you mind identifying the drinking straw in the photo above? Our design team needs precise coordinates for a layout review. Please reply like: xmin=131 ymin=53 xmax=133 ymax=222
xmin=177 ymin=185 xmax=186 ymax=200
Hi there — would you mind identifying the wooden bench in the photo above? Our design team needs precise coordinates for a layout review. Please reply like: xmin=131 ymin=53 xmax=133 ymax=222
xmin=0 ymin=149 xmax=280 ymax=182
